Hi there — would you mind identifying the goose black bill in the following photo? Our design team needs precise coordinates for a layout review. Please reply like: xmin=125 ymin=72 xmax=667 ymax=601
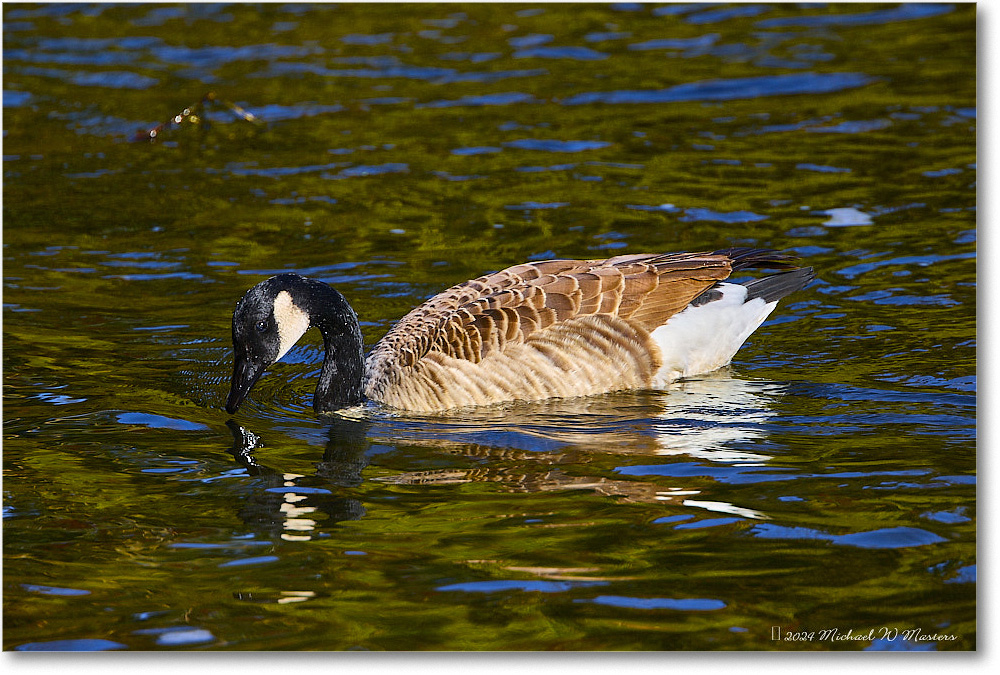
xmin=225 ymin=353 xmax=267 ymax=414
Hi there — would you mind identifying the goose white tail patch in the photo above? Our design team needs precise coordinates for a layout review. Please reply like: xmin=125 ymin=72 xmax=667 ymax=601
xmin=649 ymin=282 xmax=776 ymax=387
xmin=274 ymin=290 xmax=310 ymax=361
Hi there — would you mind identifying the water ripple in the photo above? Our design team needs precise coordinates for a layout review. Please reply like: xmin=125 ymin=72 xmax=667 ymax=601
xmin=437 ymin=580 xmax=607 ymax=593
xmin=750 ymin=524 xmax=948 ymax=549
xmin=16 ymin=639 xmax=128 ymax=652
xmin=756 ymin=3 xmax=954 ymax=28
xmin=562 ymin=72 xmax=874 ymax=105
xmin=578 ymin=595 xmax=726 ymax=610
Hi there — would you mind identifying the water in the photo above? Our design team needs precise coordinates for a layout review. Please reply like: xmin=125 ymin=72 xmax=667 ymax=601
xmin=2 ymin=3 xmax=975 ymax=651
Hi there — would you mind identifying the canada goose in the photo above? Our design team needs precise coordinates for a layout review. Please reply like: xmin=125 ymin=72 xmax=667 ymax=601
xmin=225 ymin=248 xmax=814 ymax=414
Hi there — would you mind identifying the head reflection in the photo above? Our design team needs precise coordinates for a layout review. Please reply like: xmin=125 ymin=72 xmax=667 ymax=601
xmin=226 ymin=417 xmax=371 ymax=539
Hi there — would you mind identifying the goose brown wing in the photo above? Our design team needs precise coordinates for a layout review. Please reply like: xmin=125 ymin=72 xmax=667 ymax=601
xmin=363 ymin=251 xmax=757 ymax=403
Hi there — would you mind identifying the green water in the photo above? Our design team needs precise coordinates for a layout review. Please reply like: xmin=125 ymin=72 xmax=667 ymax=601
xmin=3 ymin=3 xmax=975 ymax=651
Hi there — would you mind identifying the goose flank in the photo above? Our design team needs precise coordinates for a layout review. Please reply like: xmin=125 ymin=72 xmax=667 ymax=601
xmin=225 ymin=247 xmax=814 ymax=414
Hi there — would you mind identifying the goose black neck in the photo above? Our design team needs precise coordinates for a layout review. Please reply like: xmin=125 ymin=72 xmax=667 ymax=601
xmin=291 ymin=276 xmax=366 ymax=412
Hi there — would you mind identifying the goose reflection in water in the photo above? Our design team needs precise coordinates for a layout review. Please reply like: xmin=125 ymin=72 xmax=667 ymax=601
xmin=226 ymin=417 xmax=372 ymax=539
xmin=225 ymin=371 xmax=779 ymax=538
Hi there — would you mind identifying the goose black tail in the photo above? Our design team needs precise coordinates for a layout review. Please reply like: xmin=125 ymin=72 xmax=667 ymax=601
xmin=742 ymin=266 xmax=816 ymax=303
xmin=713 ymin=247 xmax=802 ymax=272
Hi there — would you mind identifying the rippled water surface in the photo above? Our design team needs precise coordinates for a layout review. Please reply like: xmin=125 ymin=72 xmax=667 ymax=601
xmin=3 ymin=3 xmax=975 ymax=651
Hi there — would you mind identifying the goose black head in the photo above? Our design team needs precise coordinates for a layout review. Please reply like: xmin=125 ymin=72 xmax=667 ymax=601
xmin=226 ymin=274 xmax=312 ymax=414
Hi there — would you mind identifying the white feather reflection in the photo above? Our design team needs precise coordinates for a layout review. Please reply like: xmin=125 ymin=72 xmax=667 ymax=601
xmin=368 ymin=369 xmax=781 ymax=462
xmin=648 ymin=371 xmax=779 ymax=463
xmin=358 ymin=371 xmax=782 ymax=518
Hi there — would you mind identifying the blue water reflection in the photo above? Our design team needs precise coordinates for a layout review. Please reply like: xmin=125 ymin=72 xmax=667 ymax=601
xmin=438 ymin=580 xmax=608 ymax=593
xmin=15 ymin=639 xmax=129 ymax=651
xmin=579 ymin=595 xmax=726 ymax=611
xmin=757 ymin=3 xmax=954 ymax=28
xmin=563 ymin=72 xmax=873 ymax=105
xmin=751 ymin=524 xmax=947 ymax=549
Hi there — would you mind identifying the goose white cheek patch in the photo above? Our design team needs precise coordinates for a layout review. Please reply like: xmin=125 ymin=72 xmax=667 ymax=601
xmin=273 ymin=290 xmax=310 ymax=361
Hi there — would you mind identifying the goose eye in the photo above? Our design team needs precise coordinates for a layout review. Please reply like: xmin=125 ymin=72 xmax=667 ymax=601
xmin=256 ymin=320 xmax=268 ymax=333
